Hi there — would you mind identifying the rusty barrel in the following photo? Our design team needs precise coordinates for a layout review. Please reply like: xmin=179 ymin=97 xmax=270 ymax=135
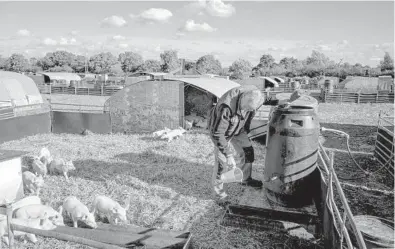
xmin=263 ymin=104 xmax=320 ymax=208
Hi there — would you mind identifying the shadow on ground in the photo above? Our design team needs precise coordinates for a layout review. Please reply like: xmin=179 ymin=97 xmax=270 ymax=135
xmin=72 ymin=151 xmax=215 ymax=200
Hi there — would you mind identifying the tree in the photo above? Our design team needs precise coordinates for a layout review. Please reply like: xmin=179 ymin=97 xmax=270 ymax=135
xmin=160 ymin=50 xmax=181 ymax=73
xmin=110 ymin=63 xmax=123 ymax=75
xmin=306 ymin=50 xmax=331 ymax=68
xmin=380 ymin=52 xmax=394 ymax=72
xmin=0 ymin=55 xmax=7 ymax=69
xmin=118 ymin=52 xmax=144 ymax=73
xmin=71 ymin=55 xmax=87 ymax=73
xmin=279 ymin=57 xmax=298 ymax=70
xmin=48 ymin=65 xmax=73 ymax=72
xmin=139 ymin=59 xmax=162 ymax=72
xmin=40 ymin=51 xmax=76 ymax=70
xmin=195 ymin=54 xmax=222 ymax=74
xmin=3 ymin=53 xmax=29 ymax=72
xmin=229 ymin=59 xmax=253 ymax=80
xmin=88 ymin=52 xmax=118 ymax=74
xmin=257 ymin=54 xmax=275 ymax=69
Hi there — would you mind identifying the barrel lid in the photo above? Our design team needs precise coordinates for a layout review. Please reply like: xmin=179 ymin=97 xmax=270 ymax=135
xmin=353 ymin=215 xmax=394 ymax=244
xmin=275 ymin=93 xmax=318 ymax=108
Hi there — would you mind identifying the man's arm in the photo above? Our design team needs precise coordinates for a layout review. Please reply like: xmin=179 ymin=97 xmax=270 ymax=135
xmin=243 ymin=110 xmax=256 ymax=134
xmin=211 ymin=105 xmax=233 ymax=157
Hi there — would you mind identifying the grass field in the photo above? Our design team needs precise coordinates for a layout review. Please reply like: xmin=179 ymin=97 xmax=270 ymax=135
xmin=0 ymin=97 xmax=393 ymax=248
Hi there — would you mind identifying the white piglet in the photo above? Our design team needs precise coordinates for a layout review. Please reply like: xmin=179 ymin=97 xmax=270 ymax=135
xmin=22 ymin=171 xmax=44 ymax=196
xmin=161 ymin=127 xmax=186 ymax=142
xmin=91 ymin=196 xmax=130 ymax=225
xmin=0 ymin=216 xmax=56 ymax=245
xmin=63 ymin=196 xmax=97 ymax=228
xmin=48 ymin=158 xmax=76 ymax=180
xmin=152 ymin=127 xmax=171 ymax=138
xmin=14 ymin=204 xmax=64 ymax=226
xmin=31 ymin=156 xmax=48 ymax=177
xmin=39 ymin=147 xmax=53 ymax=165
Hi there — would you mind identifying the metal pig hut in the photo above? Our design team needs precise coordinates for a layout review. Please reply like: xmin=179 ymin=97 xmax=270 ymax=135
xmin=104 ymin=76 xmax=240 ymax=134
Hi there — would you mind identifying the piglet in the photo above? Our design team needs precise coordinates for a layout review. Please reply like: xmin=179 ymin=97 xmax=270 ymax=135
xmin=153 ymin=127 xmax=171 ymax=138
xmin=32 ymin=156 xmax=48 ymax=177
xmin=39 ymin=147 xmax=53 ymax=165
xmin=0 ymin=216 xmax=56 ymax=245
xmin=91 ymin=195 xmax=130 ymax=225
xmin=14 ymin=204 xmax=64 ymax=226
xmin=22 ymin=171 xmax=44 ymax=196
xmin=161 ymin=127 xmax=186 ymax=142
xmin=48 ymin=158 xmax=76 ymax=180
xmin=63 ymin=196 xmax=97 ymax=228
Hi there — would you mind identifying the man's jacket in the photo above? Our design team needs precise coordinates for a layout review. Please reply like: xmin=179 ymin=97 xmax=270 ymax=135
xmin=207 ymin=85 xmax=260 ymax=157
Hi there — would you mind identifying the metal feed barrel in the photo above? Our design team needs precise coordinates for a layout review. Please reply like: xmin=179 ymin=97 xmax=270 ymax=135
xmin=263 ymin=104 xmax=320 ymax=208
xmin=275 ymin=93 xmax=319 ymax=114
xmin=324 ymin=79 xmax=334 ymax=93
xmin=291 ymin=81 xmax=301 ymax=89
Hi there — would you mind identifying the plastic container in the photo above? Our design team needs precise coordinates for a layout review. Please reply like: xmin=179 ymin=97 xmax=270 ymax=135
xmin=263 ymin=104 xmax=320 ymax=208
xmin=220 ymin=167 xmax=243 ymax=183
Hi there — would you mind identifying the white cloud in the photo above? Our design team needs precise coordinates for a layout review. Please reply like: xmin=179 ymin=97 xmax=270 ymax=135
xmin=187 ymin=0 xmax=235 ymax=18
xmin=70 ymin=30 xmax=79 ymax=36
xmin=101 ymin=15 xmax=127 ymax=27
xmin=119 ymin=43 xmax=129 ymax=49
xmin=17 ymin=29 xmax=30 ymax=36
xmin=155 ymin=46 xmax=161 ymax=52
xmin=130 ymin=8 xmax=173 ymax=23
xmin=42 ymin=38 xmax=57 ymax=46
xmin=370 ymin=57 xmax=381 ymax=61
xmin=181 ymin=20 xmax=217 ymax=32
xmin=113 ymin=35 xmax=125 ymax=41
xmin=59 ymin=37 xmax=77 ymax=46
xmin=316 ymin=44 xmax=332 ymax=51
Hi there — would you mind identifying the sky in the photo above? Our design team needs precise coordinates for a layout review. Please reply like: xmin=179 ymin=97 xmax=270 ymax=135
xmin=0 ymin=0 xmax=393 ymax=67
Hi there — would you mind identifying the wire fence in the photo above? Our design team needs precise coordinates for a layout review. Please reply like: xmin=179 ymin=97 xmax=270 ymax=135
xmin=323 ymin=91 xmax=394 ymax=104
xmin=374 ymin=111 xmax=394 ymax=177
xmin=318 ymin=144 xmax=368 ymax=249
xmin=38 ymin=85 xmax=122 ymax=96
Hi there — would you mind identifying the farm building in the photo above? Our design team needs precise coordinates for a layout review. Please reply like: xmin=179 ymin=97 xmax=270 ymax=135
xmin=235 ymin=77 xmax=279 ymax=90
xmin=38 ymin=72 xmax=82 ymax=86
xmin=0 ymin=71 xmax=44 ymax=107
xmin=104 ymin=77 xmax=239 ymax=133
xmin=337 ymin=76 xmax=379 ymax=92
xmin=125 ymin=72 xmax=168 ymax=85
xmin=378 ymin=75 xmax=394 ymax=92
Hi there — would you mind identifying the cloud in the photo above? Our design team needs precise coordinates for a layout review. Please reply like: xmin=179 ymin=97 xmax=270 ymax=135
xmin=187 ymin=0 xmax=235 ymax=18
xmin=17 ymin=29 xmax=30 ymax=37
xmin=113 ymin=35 xmax=125 ymax=41
xmin=70 ymin=30 xmax=79 ymax=36
xmin=155 ymin=46 xmax=162 ymax=52
xmin=119 ymin=43 xmax=129 ymax=49
xmin=130 ymin=8 xmax=172 ymax=23
xmin=101 ymin=15 xmax=127 ymax=27
xmin=180 ymin=20 xmax=217 ymax=32
xmin=316 ymin=44 xmax=332 ymax=51
xmin=42 ymin=38 xmax=57 ymax=46
xmin=59 ymin=37 xmax=77 ymax=46
xmin=369 ymin=56 xmax=382 ymax=61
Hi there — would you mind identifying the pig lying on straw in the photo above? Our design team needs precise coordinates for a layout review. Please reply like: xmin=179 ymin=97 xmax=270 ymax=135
xmin=0 ymin=215 xmax=56 ymax=245
xmin=152 ymin=127 xmax=171 ymax=138
xmin=22 ymin=171 xmax=44 ymax=196
xmin=14 ymin=204 xmax=65 ymax=226
xmin=91 ymin=195 xmax=130 ymax=225
xmin=161 ymin=127 xmax=187 ymax=142
xmin=63 ymin=196 xmax=97 ymax=228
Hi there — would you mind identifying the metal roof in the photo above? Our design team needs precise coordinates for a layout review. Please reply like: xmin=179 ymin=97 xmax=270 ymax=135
xmin=38 ymin=72 xmax=81 ymax=82
xmin=165 ymin=76 xmax=240 ymax=98
xmin=128 ymin=72 xmax=168 ymax=77
xmin=259 ymin=77 xmax=280 ymax=87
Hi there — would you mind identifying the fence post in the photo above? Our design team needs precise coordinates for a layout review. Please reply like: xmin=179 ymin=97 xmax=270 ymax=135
xmin=75 ymin=86 xmax=77 ymax=95
xmin=88 ymin=88 xmax=90 ymax=96
xmin=101 ymin=84 xmax=104 ymax=96
xmin=376 ymin=92 xmax=379 ymax=103
xmin=357 ymin=93 xmax=360 ymax=104
xmin=340 ymin=92 xmax=343 ymax=103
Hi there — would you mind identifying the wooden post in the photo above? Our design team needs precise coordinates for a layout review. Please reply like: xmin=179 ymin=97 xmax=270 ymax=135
xmin=340 ymin=92 xmax=343 ymax=103
xmin=357 ymin=93 xmax=360 ymax=104
xmin=376 ymin=92 xmax=379 ymax=103
xmin=6 ymin=204 xmax=15 ymax=249
xmin=87 ymin=88 xmax=90 ymax=96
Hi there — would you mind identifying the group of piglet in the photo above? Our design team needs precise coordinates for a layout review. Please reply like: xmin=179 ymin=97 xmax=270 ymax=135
xmin=0 ymin=148 xmax=131 ymax=246
xmin=23 ymin=148 xmax=75 ymax=196
xmin=152 ymin=127 xmax=187 ymax=142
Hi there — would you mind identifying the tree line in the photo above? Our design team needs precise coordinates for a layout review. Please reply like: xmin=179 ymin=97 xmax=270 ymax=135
xmin=0 ymin=49 xmax=393 ymax=80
